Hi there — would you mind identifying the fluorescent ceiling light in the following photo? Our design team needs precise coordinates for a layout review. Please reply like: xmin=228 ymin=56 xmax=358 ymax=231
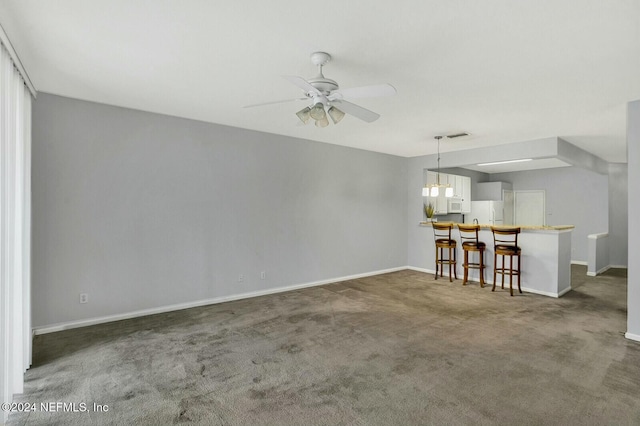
xmin=477 ymin=159 xmax=533 ymax=167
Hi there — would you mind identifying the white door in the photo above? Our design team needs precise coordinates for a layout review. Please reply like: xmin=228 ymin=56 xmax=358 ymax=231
xmin=514 ymin=190 xmax=545 ymax=226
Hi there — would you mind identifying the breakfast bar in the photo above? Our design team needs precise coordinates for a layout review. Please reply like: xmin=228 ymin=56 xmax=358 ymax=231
xmin=418 ymin=222 xmax=575 ymax=297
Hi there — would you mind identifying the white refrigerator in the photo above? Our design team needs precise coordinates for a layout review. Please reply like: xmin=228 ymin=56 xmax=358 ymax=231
xmin=464 ymin=201 xmax=504 ymax=225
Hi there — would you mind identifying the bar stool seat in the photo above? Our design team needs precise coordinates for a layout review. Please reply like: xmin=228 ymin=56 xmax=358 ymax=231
xmin=491 ymin=226 xmax=522 ymax=296
xmin=433 ymin=223 xmax=457 ymax=282
xmin=495 ymin=244 xmax=518 ymax=252
xmin=462 ymin=241 xmax=486 ymax=249
xmin=457 ymin=224 xmax=486 ymax=287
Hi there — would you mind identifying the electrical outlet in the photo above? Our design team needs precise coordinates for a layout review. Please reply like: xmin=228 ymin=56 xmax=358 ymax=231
xmin=238 ymin=274 xmax=244 ymax=282
xmin=79 ymin=293 xmax=89 ymax=304
xmin=260 ymin=271 xmax=266 ymax=280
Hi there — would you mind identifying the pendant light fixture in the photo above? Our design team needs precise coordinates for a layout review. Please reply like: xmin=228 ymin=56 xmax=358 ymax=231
xmin=422 ymin=136 xmax=454 ymax=198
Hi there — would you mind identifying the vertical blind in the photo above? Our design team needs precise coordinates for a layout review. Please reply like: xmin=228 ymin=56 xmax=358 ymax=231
xmin=0 ymin=38 xmax=32 ymax=423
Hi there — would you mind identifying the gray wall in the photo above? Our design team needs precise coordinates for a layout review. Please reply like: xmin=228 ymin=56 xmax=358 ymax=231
xmin=608 ymin=163 xmax=628 ymax=267
xmin=628 ymin=100 xmax=639 ymax=340
xmin=407 ymin=156 xmax=432 ymax=269
xmin=490 ymin=167 xmax=609 ymax=263
xmin=32 ymin=94 xmax=408 ymax=328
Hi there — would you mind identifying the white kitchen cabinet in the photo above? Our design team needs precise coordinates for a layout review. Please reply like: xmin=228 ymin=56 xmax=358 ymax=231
xmin=452 ymin=175 xmax=464 ymax=198
xmin=461 ymin=176 xmax=471 ymax=213
xmin=448 ymin=175 xmax=469 ymax=199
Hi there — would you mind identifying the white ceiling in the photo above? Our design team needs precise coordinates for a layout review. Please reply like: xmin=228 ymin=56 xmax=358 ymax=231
xmin=1 ymin=0 xmax=638 ymax=163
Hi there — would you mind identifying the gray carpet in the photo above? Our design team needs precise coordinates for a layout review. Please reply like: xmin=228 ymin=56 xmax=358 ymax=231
xmin=8 ymin=265 xmax=640 ymax=425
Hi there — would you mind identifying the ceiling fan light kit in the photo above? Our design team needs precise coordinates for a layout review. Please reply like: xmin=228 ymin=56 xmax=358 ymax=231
xmin=245 ymin=52 xmax=396 ymax=127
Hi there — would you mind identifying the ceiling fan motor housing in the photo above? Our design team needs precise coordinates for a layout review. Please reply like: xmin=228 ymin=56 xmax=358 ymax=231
xmin=307 ymin=77 xmax=339 ymax=96
xmin=310 ymin=51 xmax=331 ymax=66
xmin=308 ymin=52 xmax=339 ymax=96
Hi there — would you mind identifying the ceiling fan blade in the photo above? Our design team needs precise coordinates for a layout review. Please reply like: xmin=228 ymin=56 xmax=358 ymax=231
xmin=334 ymin=83 xmax=396 ymax=100
xmin=331 ymin=100 xmax=380 ymax=123
xmin=282 ymin=75 xmax=321 ymax=96
xmin=242 ymin=98 xmax=306 ymax=108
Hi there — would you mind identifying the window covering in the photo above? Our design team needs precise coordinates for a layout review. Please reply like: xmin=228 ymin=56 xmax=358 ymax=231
xmin=0 ymin=37 xmax=33 ymax=424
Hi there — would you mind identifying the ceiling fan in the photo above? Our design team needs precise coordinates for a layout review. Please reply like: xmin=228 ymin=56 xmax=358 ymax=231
xmin=243 ymin=52 xmax=396 ymax=127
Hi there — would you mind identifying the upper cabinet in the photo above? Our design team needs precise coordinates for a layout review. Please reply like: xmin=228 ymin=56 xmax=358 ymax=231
xmin=460 ymin=176 xmax=471 ymax=213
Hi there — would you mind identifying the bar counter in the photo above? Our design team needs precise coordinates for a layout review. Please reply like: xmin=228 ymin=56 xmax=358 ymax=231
xmin=417 ymin=222 xmax=575 ymax=297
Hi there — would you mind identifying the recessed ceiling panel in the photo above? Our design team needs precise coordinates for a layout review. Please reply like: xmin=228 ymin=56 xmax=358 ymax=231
xmin=461 ymin=158 xmax=572 ymax=174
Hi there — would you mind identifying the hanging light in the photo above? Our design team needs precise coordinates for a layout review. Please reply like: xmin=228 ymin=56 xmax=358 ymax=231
xmin=423 ymin=135 xmax=454 ymax=198
xmin=327 ymin=106 xmax=345 ymax=124
xmin=423 ymin=186 xmax=439 ymax=197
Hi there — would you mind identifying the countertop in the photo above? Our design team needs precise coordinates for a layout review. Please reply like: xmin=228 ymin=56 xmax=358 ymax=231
xmin=419 ymin=222 xmax=575 ymax=231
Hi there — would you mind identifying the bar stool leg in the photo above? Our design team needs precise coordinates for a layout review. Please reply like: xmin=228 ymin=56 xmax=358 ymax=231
xmin=479 ymin=249 xmax=485 ymax=288
xmin=517 ymin=254 xmax=522 ymax=294
xmin=453 ymin=249 xmax=458 ymax=280
xmin=448 ymin=246 xmax=453 ymax=282
xmin=501 ymin=254 xmax=505 ymax=289
xmin=509 ymin=254 xmax=514 ymax=296
xmin=462 ymin=250 xmax=468 ymax=285
xmin=492 ymin=252 xmax=497 ymax=292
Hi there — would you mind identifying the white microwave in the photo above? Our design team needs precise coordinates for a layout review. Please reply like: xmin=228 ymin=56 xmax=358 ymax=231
xmin=448 ymin=198 xmax=463 ymax=213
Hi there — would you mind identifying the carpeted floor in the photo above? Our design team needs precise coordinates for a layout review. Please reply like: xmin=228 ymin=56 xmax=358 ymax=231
xmin=8 ymin=265 xmax=640 ymax=425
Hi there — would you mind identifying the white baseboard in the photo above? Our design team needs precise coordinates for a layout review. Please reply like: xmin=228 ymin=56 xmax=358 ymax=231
xmin=33 ymin=266 xmax=407 ymax=335
xmin=625 ymin=332 xmax=640 ymax=343
xmin=571 ymin=260 xmax=588 ymax=266
xmin=407 ymin=266 xmax=435 ymax=274
xmin=493 ymin=285 xmax=568 ymax=298
xmin=586 ymin=264 xmax=629 ymax=276
xmin=557 ymin=286 xmax=573 ymax=297
xmin=587 ymin=265 xmax=612 ymax=277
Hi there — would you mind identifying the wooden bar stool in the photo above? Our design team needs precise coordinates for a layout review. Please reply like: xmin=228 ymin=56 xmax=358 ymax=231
xmin=491 ymin=226 xmax=522 ymax=296
xmin=432 ymin=223 xmax=457 ymax=282
xmin=457 ymin=224 xmax=486 ymax=287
